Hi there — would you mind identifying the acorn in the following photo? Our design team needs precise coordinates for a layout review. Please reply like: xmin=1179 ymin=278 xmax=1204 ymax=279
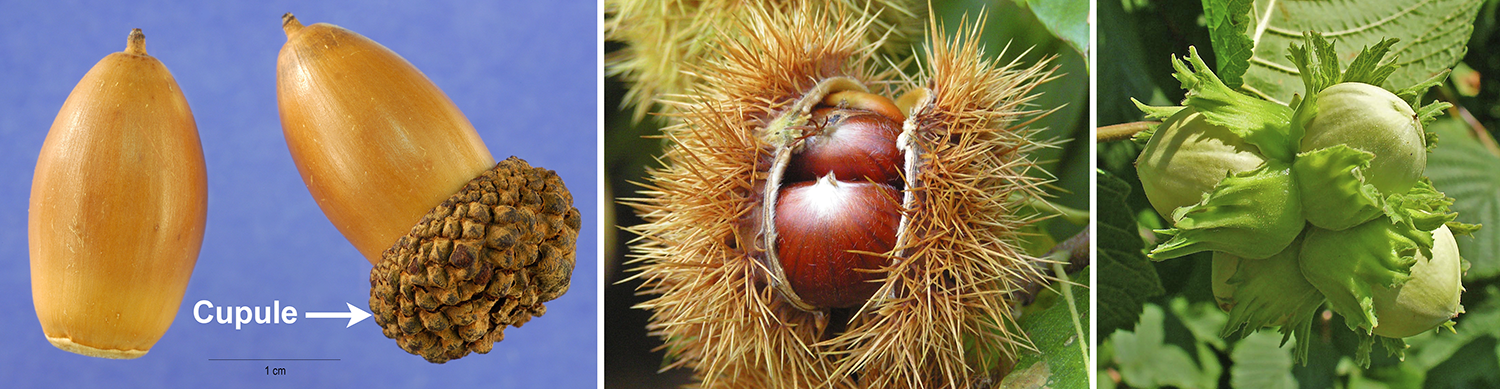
xmin=29 ymin=29 xmax=206 ymax=359
xmin=624 ymin=4 xmax=1058 ymax=387
xmin=276 ymin=14 xmax=580 ymax=363
xmin=276 ymin=14 xmax=494 ymax=264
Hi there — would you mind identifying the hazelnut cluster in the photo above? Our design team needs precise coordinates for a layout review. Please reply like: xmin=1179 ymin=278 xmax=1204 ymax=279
xmin=1135 ymin=33 xmax=1471 ymax=363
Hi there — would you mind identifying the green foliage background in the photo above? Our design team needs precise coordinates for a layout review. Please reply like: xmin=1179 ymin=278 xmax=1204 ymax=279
xmin=1098 ymin=0 xmax=1500 ymax=388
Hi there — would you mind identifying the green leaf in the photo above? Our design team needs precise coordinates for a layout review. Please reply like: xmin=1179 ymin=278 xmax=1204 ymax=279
xmin=1230 ymin=331 xmax=1301 ymax=389
xmin=1026 ymin=0 xmax=1089 ymax=58
xmin=1098 ymin=0 xmax=1164 ymax=126
xmin=1110 ymin=304 xmax=1215 ymax=388
xmin=1099 ymin=0 xmax=1212 ymax=126
xmin=1422 ymin=336 xmax=1500 ymax=388
xmin=1170 ymin=297 xmax=1231 ymax=351
xmin=1098 ymin=171 xmax=1166 ymax=336
xmin=1240 ymin=0 xmax=1484 ymax=105
xmin=1005 ymin=268 xmax=1090 ymax=389
xmin=1201 ymin=0 xmax=1256 ymax=88
xmin=1293 ymin=145 xmax=1384 ymax=231
xmin=1404 ymin=286 xmax=1500 ymax=386
xmin=1151 ymin=161 xmax=1304 ymax=260
xmin=1426 ymin=118 xmax=1500 ymax=278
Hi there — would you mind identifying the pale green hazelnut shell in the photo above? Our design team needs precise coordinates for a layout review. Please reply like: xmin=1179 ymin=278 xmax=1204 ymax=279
xmin=1298 ymin=82 xmax=1425 ymax=196
xmin=1370 ymin=225 xmax=1463 ymax=338
xmin=1138 ymin=108 xmax=1267 ymax=221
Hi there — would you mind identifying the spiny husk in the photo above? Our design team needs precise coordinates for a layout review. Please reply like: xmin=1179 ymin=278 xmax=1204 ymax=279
xmin=625 ymin=3 xmax=1056 ymax=388
xmin=604 ymin=0 xmax=922 ymax=122
xmin=626 ymin=3 xmax=877 ymax=388
xmin=824 ymin=14 xmax=1058 ymax=388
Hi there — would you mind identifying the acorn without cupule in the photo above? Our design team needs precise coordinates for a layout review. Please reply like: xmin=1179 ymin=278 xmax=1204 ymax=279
xmin=276 ymin=14 xmax=580 ymax=363
xmin=30 ymin=29 xmax=206 ymax=359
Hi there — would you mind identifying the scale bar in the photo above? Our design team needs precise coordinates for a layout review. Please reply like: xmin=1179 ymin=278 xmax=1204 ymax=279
xmin=207 ymin=360 xmax=339 ymax=363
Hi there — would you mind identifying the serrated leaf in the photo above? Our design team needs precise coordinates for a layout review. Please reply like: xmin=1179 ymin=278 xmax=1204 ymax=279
xmin=1425 ymin=118 xmax=1500 ymax=278
xmin=1098 ymin=171 xmax=1166 ymax=336
xmin=1202 ymin=0 xmax=1256 ymax=88
xmin=1240 ymin=0 xmax=1483 ymax=105
xmin=1026 ymin=0 xmax=1089 ymax=58
xmin=1230 ymin=331 xmax=1301 ymax=389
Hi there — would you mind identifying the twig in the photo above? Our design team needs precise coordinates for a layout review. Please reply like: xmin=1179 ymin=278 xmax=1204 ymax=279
xmin=1020 ymin=195 xmax=1089 ymax=225
xmin=1014 ymin=228 xmax=1090 ymax=306
xmin=1452 ymin=104 xmax=1500 ymax=157
xmin=1096 ymin=121 xmax=1158 ymax=143
xmin=1436 ymin=83 xmax=1500 ymax=157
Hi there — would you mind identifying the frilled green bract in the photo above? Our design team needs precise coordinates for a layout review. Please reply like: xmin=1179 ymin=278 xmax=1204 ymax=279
xmin=1215 ymin=241 xmax=1324 ymax=363
xmin=1286 ymin=33 xmax=1429 ymax=229
xmin=1369 ymin=226 xmax=1465 ymax=339
xmin=1385 ymin=180 xmax=1463 ymax=233
xmin=1135 ymin=31 xmax=1477 ymax=367
xmin=1298 ymin=218 xmax=1428 ymax=336
xmin=1150 ymin=162 xmax=1302 ymax=260
xmin=1171 ymin=47 xmax=1296 ymax=162
xmin=1292 ymin=145 xmax=1384 ymax=230
xmin=1285 ymin=32 xmax=1398 ymax=99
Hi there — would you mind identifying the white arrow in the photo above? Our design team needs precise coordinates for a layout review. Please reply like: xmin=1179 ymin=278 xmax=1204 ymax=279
xmin=304 ymin=303 xmax=371 ymax=328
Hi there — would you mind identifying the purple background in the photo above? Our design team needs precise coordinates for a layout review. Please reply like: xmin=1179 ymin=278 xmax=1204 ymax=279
xmin=0 ymin=1 xmax=597 ymax=387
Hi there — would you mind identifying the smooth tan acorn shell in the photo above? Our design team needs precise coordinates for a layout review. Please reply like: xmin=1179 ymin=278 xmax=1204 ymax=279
xmin=277 ymin=14 xmax=495 ymax=264
xmin=29 ymin=29 xmax=206 ymax=359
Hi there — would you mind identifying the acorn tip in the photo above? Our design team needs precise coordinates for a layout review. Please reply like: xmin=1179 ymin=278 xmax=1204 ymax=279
xmin=125 ymin=28 xmax=147 ymax=55
xmin=282 ymin=13 xmax=303 ymax=37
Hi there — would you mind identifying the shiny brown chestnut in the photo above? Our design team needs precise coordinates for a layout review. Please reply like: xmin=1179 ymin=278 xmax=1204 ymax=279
xmin=786 ymin=107 xmax=903 ymax=185
xmin=773 ymin=175 xmax=901 ymax=308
